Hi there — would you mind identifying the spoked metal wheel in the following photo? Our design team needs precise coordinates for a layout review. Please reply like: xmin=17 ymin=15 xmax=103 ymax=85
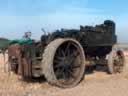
xmin=108 ymin=46 xmax=125 ymax=74
xmin=42 ymin=38 xmax=85 ymax=88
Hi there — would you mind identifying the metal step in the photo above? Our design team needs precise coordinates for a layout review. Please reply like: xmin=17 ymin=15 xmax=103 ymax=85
xmin=32 ymin=69 xmax=41 ymax=77
xmin=32 ymin=66 xmax=42 ymax=77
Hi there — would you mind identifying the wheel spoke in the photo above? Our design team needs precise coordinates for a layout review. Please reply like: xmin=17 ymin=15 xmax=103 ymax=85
xmin=54 ymin=60 xmax=60 ymax=64
xmin=71 ymin=51 xmax=79 ymax=58
xmin=68 ymin=70 xmax=76 ymax=79
xmin=62 ymin=70 xmax=67 ymax=80
xmin=54 ymin=63 xmax=64 ymax=69
xmin=67 ymin=49 xmax=71 ymax=57
xmin=61 ymin=50 xmax=65 ymax=57
xmin=55 ymin=67 xmax=64 ymax=78
xmin=72 ymin=64 xmax=81 ymax=69
xmin=55 ymin=56 xmax=64 ymax=61
xmin=65 ymin=42 xmax=71 ymax=55
xmin=58 ymin=48 xmax=65 ymax=57
xmin=70 ymin=51 xmax=80 ymax=65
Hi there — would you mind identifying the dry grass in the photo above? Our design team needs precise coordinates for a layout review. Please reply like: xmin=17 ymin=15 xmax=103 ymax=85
xmin=0 ymin=53 xmax=128 ymax=96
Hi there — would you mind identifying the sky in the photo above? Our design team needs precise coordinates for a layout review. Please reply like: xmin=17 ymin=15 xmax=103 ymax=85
xmin=0 ymin=0 xmax=128 ymax=43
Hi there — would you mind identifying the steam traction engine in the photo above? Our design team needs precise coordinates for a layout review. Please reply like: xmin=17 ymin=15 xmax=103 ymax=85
xmin=8 ymin=20 xmax=125 ymax=88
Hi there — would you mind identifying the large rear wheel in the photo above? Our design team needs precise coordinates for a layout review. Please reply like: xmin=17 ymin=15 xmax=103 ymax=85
xmin=42 ymin=38 xmax=85 ymax=88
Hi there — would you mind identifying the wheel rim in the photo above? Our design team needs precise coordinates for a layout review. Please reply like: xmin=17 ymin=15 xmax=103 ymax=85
xmin=113 ymin=50 xmax=124 ymax=73
xmin=53 ymin=41 xmax=84 ymax=86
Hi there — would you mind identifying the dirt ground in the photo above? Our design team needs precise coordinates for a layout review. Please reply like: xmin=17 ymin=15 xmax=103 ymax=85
xmin=0 ymin=53 xmax=128 ymax=96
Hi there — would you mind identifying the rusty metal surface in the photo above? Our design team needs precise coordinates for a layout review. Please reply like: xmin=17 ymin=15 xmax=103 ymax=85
xmin=8 ymin=44 xmax=21 ymax=74
xmin=8 ymin=44 xmax=33 ymax=80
